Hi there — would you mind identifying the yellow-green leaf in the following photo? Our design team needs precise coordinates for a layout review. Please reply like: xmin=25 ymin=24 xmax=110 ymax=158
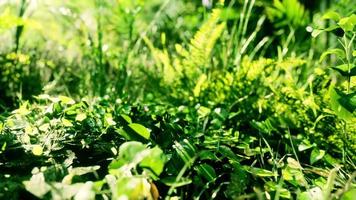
xmin=76 ymin=113 xmax=87 ymax=122
xmin=59 ymin=96 xmax=75 ymax=105
xmin=128 ymin=123 xmax=150 ymax=139
xmin=62 ymin=118 xmax=73 ymax=127
xmin=32 ymin=145 xmax=43 ymax=156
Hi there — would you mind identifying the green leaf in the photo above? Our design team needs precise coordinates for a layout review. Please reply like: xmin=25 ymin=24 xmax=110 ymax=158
xmin=59 ymin=95 xmax=75 ymax=105
xmin=104 ymin=114 xmax=116 ymax=126
xmin=353 ymin=50 xmax=356 ymax=57
xmin=128 ymin=123 xmax=150 ymax=140
xmin=23 ymin=173 xmax=50 ymax=198
xmin=341 ymin=189 xmax=356 ymax=200
xmin=338 ymin=14 xmax=356 ymax=31
xmin=265 ymin=181 xmax=291 ymax=199
xmin=245 ymin=166 xmax=276 ymax=177
xmin=324 ymin=154 xmax=340 ymax=166
xmin=312 ymin=26 xmax=344 ymax=38
xmin=116 ymin=128 xmax=131 ymax=140
xmin=62 ymin=118 xmax=73 ymax=127
xmin=282 ymin=166 xmax=307 ymax=187
xmin=310 ymin=148 xmax=326 ymax=164
xmin=109 ymin=142 xmax=146 ymax=169
xmin=195 ymin=164 xmax=216 ymax=181
xmin=39 ymin=123 xmax=50 ymax=132
xmin=331 ymin=64 xmax=356 ymax=77
xmin=323 ymin=11 xmax=341 ymax=21
xmin=220 ymin=8 xmax=239 ymax=20
xmin=140 ymin=146 xmax=166 ymax=176
xmin=319 ymin=48 xmax=345 ymax=62
xmin=75 ymin=113 xmax=87 ymax=122
xmin=174 ymin=139 xmax=197 ymax=167
xmin=298 ymin=141 xmax=314 ymax=151
xmin=287 ymin=157 xmax=302 ymax=169
xmin=338 ymin=91 xmax=356 ymax=113
xmin=197 ymin=106 xmax=211 ymax=118
xmin=330 ymin=88 xmax=355 ymax=120
xmin=121 ymin=114 xmax=132 ymax=124
xmin=312 ymin=29 xmax=324 ymax=38
xmin=299 ymin=187 xmax=323 ymax=200
xmin=114 ymin=177 xmax=151 ymax=200
xmin=199 ymin=150 xmax=218 ymax=161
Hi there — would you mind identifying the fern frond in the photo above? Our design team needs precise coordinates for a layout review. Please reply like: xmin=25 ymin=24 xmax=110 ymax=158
xmin=183 ymin=8 xmax=226 ymax=77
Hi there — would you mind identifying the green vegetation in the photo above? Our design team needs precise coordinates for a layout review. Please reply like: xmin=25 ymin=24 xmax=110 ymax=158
xmin=0 ymin=0 xmax=355 ymax=199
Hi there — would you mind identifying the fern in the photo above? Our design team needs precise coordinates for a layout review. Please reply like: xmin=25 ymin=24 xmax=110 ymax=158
xmin=266 ymin=0 xmax=309 ymax=28
xmin=181 ymin=8 xmax=225 ymax=77
xmin=145 ymin=7 xmax=225 ymax=85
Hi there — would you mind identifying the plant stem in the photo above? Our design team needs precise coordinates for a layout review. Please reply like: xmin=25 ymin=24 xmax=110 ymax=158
xmin=342 ymin=33 xmax=355 ymax=94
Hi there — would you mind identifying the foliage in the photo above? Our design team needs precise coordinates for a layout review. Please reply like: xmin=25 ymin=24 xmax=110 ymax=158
xmin=0 ymin=0 xmax=355 ymax=199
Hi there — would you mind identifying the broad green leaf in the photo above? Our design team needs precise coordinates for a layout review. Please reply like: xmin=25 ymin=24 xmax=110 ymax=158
xmin=338 ymin=91 xmax=356 ymax=113
xmin=319 ymin=48 xmax=345 ymax=62
xmin=199 ymin=150 xmax=219 ymax=161
xmin=331 ymin=64 xmax=356 ymax=77
xmin=195 ymin=164 xmax=216 ymax=181
xmin=329 ymin=87 xmax=354 ymax=121
xmin=121 ymin=114 xmax=132 ymax=124
xmin=353 ymin=50 xmax=356 ymax=57
xmin=75 ymin=113 xmax=87 ymax=122
xmin=282 ymin=166 xmax=307 ymax=187
xmin=141 ymin=146 xmax=166 ymax=176
xmin=338 ymin=14 xmax=356 ymax=31
xmin=116 ymin=128 xmax=131 ymax=140
xmin=310 ymin=148 xmax=326 ymax=164
xmin=323 ymin=11 xmax=341 ymax=21
xmin=324 ymin=154 xmax=340 ymax=166
xmin=298 ymin=141 xmax=314 ymax=151
xmin=115 ymin=177 xmax=151 ymax=200
xmin=128 ymin=123 xmax=150 ymax=139
xmin=109 ymin=142 xmax=146 ymax=169
xmin=23 ymin=173 xmax=50 ymax=198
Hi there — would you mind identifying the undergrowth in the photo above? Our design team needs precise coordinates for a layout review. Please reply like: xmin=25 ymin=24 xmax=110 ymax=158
xmin=0 ymin=0 xmax=355 ymax=199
